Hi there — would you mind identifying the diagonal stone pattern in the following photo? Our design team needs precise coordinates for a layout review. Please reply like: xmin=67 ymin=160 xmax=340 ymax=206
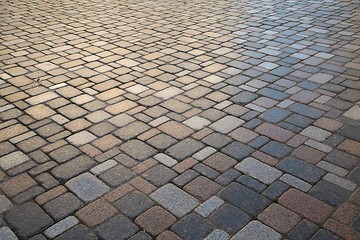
xmin=0 ymin=0 xmax=360 ymax=239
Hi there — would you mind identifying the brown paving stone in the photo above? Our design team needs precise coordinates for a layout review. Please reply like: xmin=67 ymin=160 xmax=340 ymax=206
xmin=104 ymin=183 xmax=135 ymax=203
xmin=338 ymin=139 xmax=360 ymax=157
xmin=255 ymin=122 xmax=295 ymax=143
xmin=350 ymin=189 xmax=360 ymax=205
xmin=135 ymin=206 xmax=176 ymax=236
xmin=129 ymin=176 xmax=157 ymax=194
xmin=156 ymin=230 xmax=182 ymax=240
xmin=252 ymin=151 xmax=278 ymax=166
xmin=314 ymin=117 xmax=343 ymax=132
xmin=132 ymin=159 xmax=158 ymax=174
xmin=258 ymin=203 xmax=301 ymax=234
xmin=35 ymin=186 xmax=67 ymax=205
xmin=105 ymin=99 xmax=137 ymax=115
xmin=332 ymin=201 xmax=359 ymax=225
xmin=184 ymin=176 xmax=222 ymax=201
xmin=158 ymin=121 xmax=194 ymax=140
xmin=76 ymin=199 xmax=118 ymax=228
xmin=0 ymin=173 xmax=37 ymax=197
xmin=324 ymin=219 xmax=360 ymax=240
xmin=203 ymin=152 xmax=237 ymax=172
xmin=172 ymin=157 xmax=198 ymax=173
xmin=292 ymin=145 xmax=326 ymax=164
xmin=279 ymin=189 xmax=333 ymax=224
xmin=0 ymin=124 xmax=28 ymax=142
xmin=91 ymin=135 xmax=122 ymax=151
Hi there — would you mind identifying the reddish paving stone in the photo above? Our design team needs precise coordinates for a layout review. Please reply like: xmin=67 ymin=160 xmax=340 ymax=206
xmin=279 ymin=189 xmax=333 ymax=224
xmin=203 ymin=152 xmax=237 ymax=172
xmin=350 ymin=188 xmax=360 ymax=205
xmin=129 ymin=176 xmax=157 ymax=194
xmin=184 ymin=176 xmax=222 ymax=201
xmin=104 ymin=183 xmax=134 ymax=203
xmin=156 ymin=230 xmax=182 ymax=240
xmin=158 ymin=121 xmax=194 ymax=140
xmin=76 ymin=199 xmax=118 ymax=228
xmin=332 ymin=202 xmax=360 ymax=225
xmin=324 ymin=219 xmax=360 ymax=240
xmin=252 ymin=151 xmax=278 ymax=166
xmin=135 ymin=206 xmax=176 ymax=236
xmin=132 ymin=159 xmax=158 ymax=174
xmin=287 ymin=135 xmax=308 ymax=148
xmin=35 ymin=186 xmax=67 ymax=205
xmin=0 ymin=173 xmax=37 ymax=197
xmin=314 ymin=117 xmax=343 ymax=132
xmin=292 ymin=145 xmax=326 ymax=164
xmin=92 ymin=135 xmax=122 ymax=151
xmin=258 ymin=203 xmax=301 ymax=233
xmin=172 ymin=158 xmax=198 ymax=173
xmin=255 ymin=122 xmax=295 ymax=142
xmin=338 ymin=140 xmax=360 ymax=157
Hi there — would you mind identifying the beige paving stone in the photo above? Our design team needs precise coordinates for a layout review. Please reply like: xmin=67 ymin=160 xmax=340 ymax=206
xmin=26 ymin=92 xmax=59 ymax=105
xmin=25 ymin=104 xmax=56 ymax=120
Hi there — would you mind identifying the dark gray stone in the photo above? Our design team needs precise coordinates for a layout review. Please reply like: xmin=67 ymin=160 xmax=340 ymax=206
xmin=114 ymin=191 xmax=154 ymax=218
xmin=95 ymin=214 xmax=139 ymax=240
xmin=288 ymin=219 xmax=318 ymax=240
xmin=309 ymin=180 xmax=350 ymax=206
xmin=99 ymin=165 xmax=135 ymax=187
xmin=54 ymin=225 xmax=97 ymax=240
xmin=166 ymin=138 xmax=204 ymax=161
xmin=171 ymin=213 xmax=214 ymax=240
xmin=43 ymin=193 xmax=83 ymax=220
xmin=142 ymin=164 xmax=177 ymax=187
xmin=221 ymin=142 xmax=254 ymax=161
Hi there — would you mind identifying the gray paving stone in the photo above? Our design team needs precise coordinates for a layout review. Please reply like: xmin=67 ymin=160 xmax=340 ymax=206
xmin=171 ymin=213 xmax=214 ymax=240
xmin=288 ymin=219 xmax=318 ymax=240
xmin=301 ymin=126 xmax=331 ymax=142
xmin=205 ymin=229 xmax=230 ymax=240
xmin=120 ymin=140 xmax=157 ymax=161
xmin=278 ymin=157 xmax=325 ymax=184
xmin=280 ymin=174 xmax=312 ymax=192
xmin=237 ymin=175 xmax=267 ymax=193
xmin=195 ymin=196 xmax=224 ymax=217
xmin=0 ymin=227 xmax=18 ymax=240
xmin=261 ymin=141 xmax=293 ymax=158
xmin=43 ymin=192 xmax=83 ymax=221
xmin=54 ymin=224 xmax=97 ymax=240
xmin=142 ymin=164 xmax=177 ymax=187
xmin=99 ymin=164 xmax=135 ymax=187
xmin=310 ymin=229 xmax=341 ymax=240
xmin=231 ymin=220 xmax=281 ymax=240
xmin=221 ymin=142 xmax=254 ymax=161
xmin=210 ymin=116 xmax=244 ymax=134
xmin=262 ymin=181 xmax=289 ymax=201
xmin=0 ymin=151 xmax=30 ymax=171
xmin=219 ymin=183 xmax=271 ymax=216
xmin=289 ymin=103 xmax=324 ymax=119
xmin=95 ymin=214 xmax=138 ymax=240
xmin=153 ymin=153 xmax=177 ymax=167
xmin=114 ymin=191 xmax=154 ymax=218
xmin=150 ymin=184 xmax=199 ymax=217
xmin=90 ymin=160 xmax=118 ymax=175
xmin=5 ymin=202 xmax=53 ymax=239
xmin=324 ymin=173 xmax=356 ymax=191
xmin=0 ymin=195 xmax=13 ymax=214
xmin=193 ymin=147 xmax=217 ymax=161
xmin=309 ymin=180 xmax=350 ymax=206
xmin=44 ymin=216 xmax=79 ymax=238
xmin=235 ymin=157 xmax=282 ymax=184
xmin=202 ymin=133 xmax=233 ymax=149
xmin=325 ymin=150 xmax=358 ymax=170
xmin=183 ymin=116 xmax=211 ymax=130
xmin=66 ymin=173 xmax=110 ymax=202
xmin=166 ymin=138 xmax=204 ymax=161
xmin=51 ymin=156 xmax=96 ymax=181
xmin=173 ymin=169 xmax=199 ymax=187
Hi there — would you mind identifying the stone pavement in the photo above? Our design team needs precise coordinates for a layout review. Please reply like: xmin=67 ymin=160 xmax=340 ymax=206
xmin=0 ymin=0 xmax=359 ymax=239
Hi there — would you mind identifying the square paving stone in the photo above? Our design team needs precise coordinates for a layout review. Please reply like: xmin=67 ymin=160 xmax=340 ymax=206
xmin=209 ymin=204 xmax=251 ymax=234
xmin=235 ymin=157 xmax=282 ymax=184
xmin=232 ymin=220 xmax=281 ymax=240
xmin=142 ymin=164 xmax=177 ymax=187
xmin=95 ymin=214 xmax=139 ymax=240
xmin=277 ymin=157 xmax=325 ymax=184
xmin=309 ymin=180 xmax=350 ymax=206
xmin=171 ymin=213 xmax=214 ymax=240
xmin=43 ymin=193 xmax=83 ymax=221
xmin=5 ymin=202 xmax=53 ymax=239
xmin=166 ymin=138 xmax=204 ymax=161
xmin=221 ymin=142 xmax=254 ymax=161
xmin=203 ymin=152 xmax=237 ymax=172
xmin=135 ymin=206 xmax=176 ymax=236
xmin=184 ymin=176 xmax=222 ymax=201
xmin=209 ymin=116 xmax=244 ymax=134
xmin=260 ymin=107 xmax=291 ymax=123
xmin=114 ymin=191 xmax=154 ymax=218
xmin=202 ymin=133 xmax=232 ymax=149
xmin=54 ymin=225 xmax=98 ymax=240
xmin=76 ymin=199 xmax=118 ymax=228
xmin=66 ymin=173 xmax=110 ymax=202
xmin=219 ymin=183 xmax=271 ymax=216
xmin=120 ymin=140 xmax=157 ymax=161
xmin=150 ymin=183 xmax=199 ymax=217
xmin=158 ymin=121 xmax=194 ymax=139
xmin=258 ymin=203 xmax=301 ymax=234
xmin=51 ymin=156 xmax=96 ymax=181
xmin=147 ymin=134 xmax=177 ymax=150
xmin=261 ymin=141 xmax=293 ymax=159
xmin=99 ymin=164 xmax=135 ymax=187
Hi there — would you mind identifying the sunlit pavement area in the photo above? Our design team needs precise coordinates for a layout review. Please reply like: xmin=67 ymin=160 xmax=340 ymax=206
xmin=0 ymin=0 xmax=360 ymax=239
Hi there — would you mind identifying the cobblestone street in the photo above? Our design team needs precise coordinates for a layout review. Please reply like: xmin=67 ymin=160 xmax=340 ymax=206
xmin=0 ymin=0 xmax=360 ymax=239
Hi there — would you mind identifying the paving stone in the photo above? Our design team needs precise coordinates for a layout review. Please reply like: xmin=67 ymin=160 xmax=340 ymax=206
xmin=120 ymin=140 xmax=157 ymax=161
xmin=261 ymin=141 xmax=293 ymax=158
xmin=171 ymin=213 xmax=214 ymax=240
xmin=260 ymin=107 xmax=291 ymax=123
xmin=114 ymin=121 xmax=149 ymax=140
xmin=95 ymin=214 xmax=139 ymax=240
xmin=339 ymin=125 xmax=360 ymax=142
xmin=0 ymin=151 xmax=30 ymax=171
xmin=277 ymin=157 xmax=325 ymax=184
xmin=195 ymin=196 xmax=224 ymax=217
xmin=221 ymin=142 xmax=254 ymax=161
xmin=262 ymin=181 xmax=290 ymax=201
xmin=258 ymin=203 xmax=301 ymax=234
xmin=324 ymin=173 xmax=356 ymax=191
xmin=147 ymin=134 xmax=177 ymax=151
xmin=54 ymin=225 xmax=97 ymax=240
xmin=210 ymin=204 xmax=251 ymax=234
xmin=150 ymin=184 xmax=199 ymax=217
xmin=0 ymin=173 xmax=37 ymax=197
xmin=44 ymin=216 xmax=79 ymax=238
xmin=280 ymin=174 xmax=312 ymax=192
xmin=183 ymin=116 xmax=211 ymax=130
xmin=156 ymin=230 xmax=182 ymax=240
xmin=67 ymin=131 xmax=97 ymax=146
xmin=231 ymin=91 xmax=258 ymax=104
xmin=210 ymin=116 xmax=244 ymax=134
xmin=343 ymin=105 xmax=360 ymax=121
xmin=43 ymin=192 xmax=83 ymax=221
xmin=0 ymin=227 xmax=18 ymax=240
xmin=219 ymin=183 xmax=270 ymax=216
xmin=184 ymin=176 xmax=221 ymax=201
xmin=292 ymin=145 xmax=326 ymax=164
xmin=310 ymin=229 xmax=341 ymax=240
xmin=51 ymin=156 xmax=95 ymax=181
xmin=231 ymin=220 xmax=281 ymax=240
xmin=135 ymin=206 xmax=176 ymax=236
xmin=309 ymin=180 xmax=350 ymax=206
xmin=99 ymin=164 xmax=135 ymax=187
xmin=49 ymin=145 xmax=81 ymax=163
xmin=114 ymin=191 xmax=154 ymax=218
xmin=279 ymin=189 xmax=333 ymax=224
xmin=76 ymin=199 xmax=117 ymax=228
xmin=203 ymin=152 xmax=237 ymax=172
xmin=289 ymin=103 xmax=324 ymax=119
xmin=0 ymin=195 xmax=12 ymax=214
xmin=288 ymin=219 xmax=318 ymax=240
xmin=128 ymin=232 xmax=152 ymax=240
xmin=193 ymin=147 xmax=217 ymax=161
xmin=90 ymin=160 xmax=118 ymax=175
xmin=301 ymin=126 xmax=331 ymax=142
xmin=193 ymin=163 xmax=220 ymax=179
xmin=166 ymin=138 xmax=204 ymax=161
xmin=66 ymin=173 xmax=110 ymax=202
xmin=204 ymin=229 xmax=230 ymax=240
xmin=172 ymin=169 xmax=199 ymax=186
xmin=202 ymin=133 xmax=232 ymax=149
xmin=158 ymin=121 xmax=194 ymax=139
xmin=5 ymin=202 xmax=53 ymax=238
xmin=255 ymin=122 xmax=295 ymax=142
xmin=235 ymin=157 xmax=282 ymax=184
xmin=237 ymin=175 xmax=267 ymax=192
xmin=142 ymin=164 xmax=177 ymax=187
xmin=153 ymin=153 xmax=177 ymax=167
